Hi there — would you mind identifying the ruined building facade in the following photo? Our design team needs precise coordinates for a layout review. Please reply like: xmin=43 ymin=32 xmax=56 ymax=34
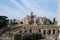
xmin=23 ymin=12 xmax=51 ymax=25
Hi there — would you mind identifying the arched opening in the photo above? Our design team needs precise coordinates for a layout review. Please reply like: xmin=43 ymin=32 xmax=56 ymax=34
xmin=58 ymin=30 xmax=59 ymax=34
xmin=25 ymin=30 xmax=27 ymax=33
xmin=24 ymin=28 xmax=26 ymax=29
xmin=19 ymin=30 xmax=22 ymax=33
xmin=39 ymin=29 xmax=41 ymax=32
xmin=29 ymin=29 xmax=32 ymax=33
xmin=53 ymin=30 xmax=55 ymax=34
xmin=43 ymin=30 xmax=46 ymax=34
xmin=47 ymin=30 xmax=51 ymax=35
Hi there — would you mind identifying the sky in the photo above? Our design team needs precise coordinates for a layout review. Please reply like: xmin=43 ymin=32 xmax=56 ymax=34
xmin=0 ymin=0 xmax=57 ymax=21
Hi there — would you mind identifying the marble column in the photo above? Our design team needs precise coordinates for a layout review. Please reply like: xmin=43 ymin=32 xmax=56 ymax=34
xmin=58 ymin=0 xmax=60 ymax=26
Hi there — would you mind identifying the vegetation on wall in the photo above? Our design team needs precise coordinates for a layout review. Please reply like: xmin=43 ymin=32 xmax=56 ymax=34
xmin=14 ymin=33 xmax=44 ymax=40
xmin=44 ymin=18 xmax=53 ymax=25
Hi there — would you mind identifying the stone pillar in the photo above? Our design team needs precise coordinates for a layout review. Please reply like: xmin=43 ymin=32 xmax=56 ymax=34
xmin=58 ymin=28 xmax=60 ymax=40
xmin=34 ymin=17 xmax=36 ymax=24
xmin=58 ymin=0 xmax=60 ymax=40
xmin=41 ymin=29 xmax=44 ymax=34
xmin=58 ymin=0 xmax=60 ymax=26
xmin=51 ymin=30 xmax=53 ymax=35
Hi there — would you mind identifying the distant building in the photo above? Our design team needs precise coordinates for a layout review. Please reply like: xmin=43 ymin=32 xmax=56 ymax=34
xmin=23 ymin=12 xmax=36 ymax=24
xmin=8 ymin=19 xmax=21 ymax=26
xmin=23 ymin=12 xmax=49 ymax=25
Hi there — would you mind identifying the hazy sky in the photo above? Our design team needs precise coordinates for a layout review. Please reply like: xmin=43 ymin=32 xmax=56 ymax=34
xmin=0 ymin=0 xmax=57 ymax=20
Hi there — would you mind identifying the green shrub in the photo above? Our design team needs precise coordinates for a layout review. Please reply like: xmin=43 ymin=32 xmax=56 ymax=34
xmin=30 ymin=33 xmax=42 ymax=40
xmin=14 ymin=34 xmax=21 ymax=40
xmin=14 ymin=33 xmax=44 ymax=40
xmin=21 ymin=33 xmax=31 ymax=40
xmin=21 ymin=33 xmax=43 ymax=40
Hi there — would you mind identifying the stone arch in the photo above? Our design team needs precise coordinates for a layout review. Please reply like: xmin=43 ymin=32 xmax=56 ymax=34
xmin=58 ymin=30 xmax=59 ymax=34
xmin=29 ymin=29 xmax=32 ymax=33
xmin=43 ymin=30 xmax=46 ymax=34
xmin=39 ymin=28 xmax=41 ymax=32
xmin=24 ymin=28 xmax=26 ymax=29
xmin=53 ymin=30 xmax=55 ymax=34
xmin=25 ymin=30 xmax=27 ymax=33
xmin=47 ymin=30 xmax=51 ymax=35
xmin=19 ymin=30 xmax=22 ymax=33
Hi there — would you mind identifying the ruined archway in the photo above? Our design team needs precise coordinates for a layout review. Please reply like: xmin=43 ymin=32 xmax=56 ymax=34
xmin=53 ymin=30 xmax=55 ymax=34
xmin=47 ymin=30 xmax=51 ymax=35
xmin=58 ymin=30 xmax=59 ymax=34
xmin=19 ymin=30 xmax=22 ymax=33
xmin=39 ymin=29 xmax=41 ymax=32
xmin=25 ymin=30 xmax=27 ymax=33
xmin=43 ymin=30 xmax=46 ymax=34
xmin=29 ymin=29 xmax=32 ymax=33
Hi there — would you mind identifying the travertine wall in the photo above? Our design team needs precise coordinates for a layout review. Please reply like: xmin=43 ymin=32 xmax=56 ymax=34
xmin=58 ymin=0 xmax=60 ymax=26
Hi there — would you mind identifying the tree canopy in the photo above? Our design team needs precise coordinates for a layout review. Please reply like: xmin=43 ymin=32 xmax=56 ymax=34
xmin=44 ymin=18 xmax=53 ymax=25
xmin=0 ymin=16 xmax=8 ymax=29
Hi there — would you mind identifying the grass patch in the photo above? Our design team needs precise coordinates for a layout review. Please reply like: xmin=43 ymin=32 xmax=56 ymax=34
xmin=7 ymin=24 xmax=19 ymax=30
xmin=10 ymin=24 xmax=18 ymax=29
